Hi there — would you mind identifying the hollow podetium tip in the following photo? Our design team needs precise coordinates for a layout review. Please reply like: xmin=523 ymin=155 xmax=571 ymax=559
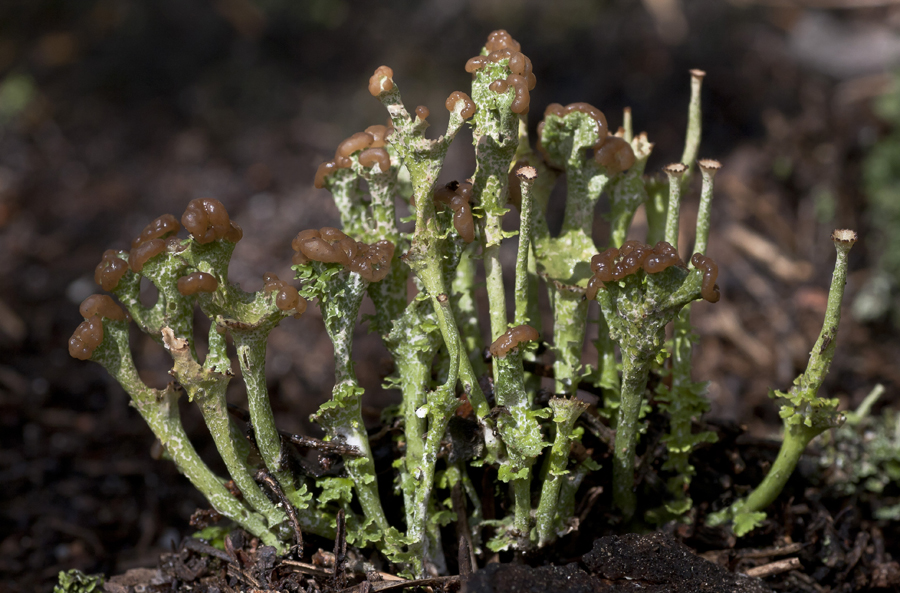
xmin=690 ymin=69 xmax=706 ymax=80
xmin=698 ymin=159 xmax=722 ymax=175
xmin=664 ymin=162 xmax=687 ymax=176
xmin=516 ymin=165 xmax=537 ymax=181
xmin=831 ymin=229 xmax=858 ymax=246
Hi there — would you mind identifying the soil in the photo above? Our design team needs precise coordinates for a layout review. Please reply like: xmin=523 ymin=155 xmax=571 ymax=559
xmin=2 ymin=2 xmax=900 ymax=592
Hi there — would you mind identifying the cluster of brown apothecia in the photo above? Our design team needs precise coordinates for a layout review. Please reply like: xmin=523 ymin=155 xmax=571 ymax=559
xmin=291 ymin=227 xmax=395 ymax=283
xmin=76 ymin=197 xmax=312 ymax=359
xmin=432 ymin=180 xmax=475 ymax=243
xmin=465 ymin=29 xmax=536 ymax=114
xmin=585 ymin=240 xmax=720 ymax=303
xmin=314 ymin=124 xmax=394 ymax=189
xmin=537 ymin=103 xmax=637 ymax=174
xmin=69 ymin=295 xmax=127 ymax=360
xmin=94 ymin=198 xmax=244 ymax=293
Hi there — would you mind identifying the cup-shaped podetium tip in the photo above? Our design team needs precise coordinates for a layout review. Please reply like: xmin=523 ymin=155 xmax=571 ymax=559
xmin=698 ymin=159 xmax=722 ymax=176
xmin=831 ymin=229 xmax=858 ymax=246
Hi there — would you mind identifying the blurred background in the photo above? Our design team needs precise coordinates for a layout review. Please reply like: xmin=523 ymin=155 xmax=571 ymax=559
xmin=2 ymin=0 xmax=900 ymax=590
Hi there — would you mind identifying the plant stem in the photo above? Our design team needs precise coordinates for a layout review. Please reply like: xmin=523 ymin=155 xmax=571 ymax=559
xmin=171 ymin=325 xmax=288 ymax=529
xmin=535 ymin=397 xmax=588 ymax=545
xmin=708 ymin=230 xmax=856 ymax=531
xmin=514 ymin=168 xmax=536 ymax=326
xmin=95 ymin=321 xmax=283 ymax=549
xmin=408 ymin=297 xmax=460 ymax=576
xmin=612 ymin=351 xmax=652 ymax=520
xmin=550 ymin=288 xmax=590 ymax=395
xmin=680 ymin=70 xmax=705 ymax=175
xmin=314 ymin=271 xmax=388 ymax=530
xmin=664 ymin=165 xmax=685 ymax=249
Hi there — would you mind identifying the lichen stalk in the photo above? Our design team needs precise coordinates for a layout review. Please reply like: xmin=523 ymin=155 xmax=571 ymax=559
xmin=375 ymin=77 xmax=489 ymax=420
xmin=166 ymin=325 xmax=288 ymax=530
xmin=680 ymin=70 xmax=705 ymax=176
xmin=596 ymin=266 xmax=706 ymax=519
xmin=663 ymin=165 xmax=686 ymax=250
xmin=514 ymin=167 xmax=537 ymax=326
xmin=470 ymin=57 xmax=519 ymax=346
xmin=550 ymin=288 xmax=590 ymax=395
xmin=407 ymin=297 xmax=461 ymax=576
xmin=92 ymin=320 xmax=282 ymax=549
xmin=452 ymin=245 xmax=487 ymax=377
xmin=231 ymin=325 xmax=311 ymax=510
xmin=493 ymin=349 xmax=546 ymax=540
xmin=310 ymin=269 xmax=388 ymax=530
xmin=708 ymin=231 xmax=855 ymax=534
xmin=535 ymin=397 xmax=589 ymax=545
xmin=612 ymin=351 xmax=652 ymax=520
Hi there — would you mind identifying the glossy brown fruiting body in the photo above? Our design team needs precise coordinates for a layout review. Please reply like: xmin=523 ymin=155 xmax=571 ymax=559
xmin=68 ymin=316 xmax=104 ymax=361
xmin=262 ymin=273 xmax=308 ymax=317
xmin=489 ymin=324 xmax=540 ymax=358
xmin=690 ymin=253 xmax=720 ymax=303
xmin=291 ymin=228 xmax=395 ymax=282
xmin=365 ymin=124 xmax=392 ymax=147
xmin=129 ymin=238 xmax=167 ymax=273
xmin=181 ymin=198 xmax=243 ymax=244
xmin=358 ymin=148 xmax=391 ymax=172
xmin=594 ymin=136 xmax=636 ymax=174
xmin=586 ymin=241 xmax=685 ymax=300
xmin=131 ymin=214 xmax=181 ymax=249
xmin=315 ymin=127 xmax=394 ymax=188
xmin=467 ymin=30 xmax=535 ymax=114
xmin=79 ymin=294 xmax=126 ymax=321
xmin=445 ymin=91 xmax=476 ymax=119
xmin=432 ymin=181 xmax=475 ymax=243
xmin=368 ymin=65 xmax=394 ymax=97
xmin=177 ymin=271 xmax=219 ymax=296
xmin=95 ymin=249 xmax=129 ymax=291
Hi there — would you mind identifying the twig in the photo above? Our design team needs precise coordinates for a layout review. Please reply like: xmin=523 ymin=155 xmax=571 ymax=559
xmin=255 ymin=468 xmax=303 ymax=552
xmin=452 ymin=480 xmax=476 ymax=574
xmin=226 ymin=563 xmax=262 ymax=588
xmin=181 ymin=537 xmax=235 ymax=564
xmin=738 ymin=542 xmax=804 ymax=559
xmin=287 ymin=433 xmax=363 ymax=457
xmin=743 ymin=557 xmax=801 ymax=578
xmin=332 ymin=509 xmax=348 ymax=590
xmin=280 ymin=559 xmax=332 ymax=578
xmin=459 ymin=536 xmax=472 ymax=581
xmin=339 ymin=576 xmax=461 ymax=592
xmin=228 ymin=403 xmax=362 ymax=457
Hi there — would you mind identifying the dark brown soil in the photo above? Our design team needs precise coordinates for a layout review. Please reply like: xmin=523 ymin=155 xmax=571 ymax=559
xmin=2 ymin=2 xmax=900 ymax=592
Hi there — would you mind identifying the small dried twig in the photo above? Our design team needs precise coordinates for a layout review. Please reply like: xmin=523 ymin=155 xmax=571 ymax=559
xmin=332 ymin=509 xmax=348 ymax=590
xmin=338 ymin=576 xmax=460 ymax=592
xmin=287 ymin=433 xmax=363 ymax=457
xmin=458 ymin=536 xmax=472 ymax=581
xmin=181 ymin=537 xmax=235 ymax=564
xmin=255 ymin=468 xmax=303 ymax=553
xmin=280 ymin=559 xmax=332 ymax=578
xmin=743 ymin=557 xmax=801 ymax=578
xmin=737 ymin=542 xmax=803 ymax=559
xmin=226 ymin=563 xmax=261 ymax=588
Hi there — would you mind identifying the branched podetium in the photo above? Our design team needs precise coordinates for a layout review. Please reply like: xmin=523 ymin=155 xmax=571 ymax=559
xmin=70 ymin=29 xmax=856 ymax=578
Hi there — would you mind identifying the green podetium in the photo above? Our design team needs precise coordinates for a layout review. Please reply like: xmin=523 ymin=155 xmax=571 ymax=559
xmin=69 ymin=28 xmax=856 ymax=577
xmin=707 ymin=229 xmax=858 ymax=535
